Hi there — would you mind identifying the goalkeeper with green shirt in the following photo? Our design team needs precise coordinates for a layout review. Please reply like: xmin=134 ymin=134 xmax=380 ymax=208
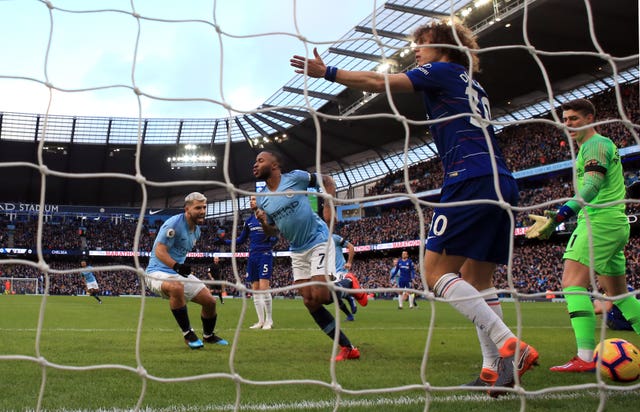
xmin=526 ymin=98 xmax=640 ymax=373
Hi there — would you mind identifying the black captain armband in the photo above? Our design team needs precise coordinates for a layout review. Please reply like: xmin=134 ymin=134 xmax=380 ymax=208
xmin=308 ymin=172 xmax=318 ymax=188
xmin=584 ymin=163 xmax=607 ymax=175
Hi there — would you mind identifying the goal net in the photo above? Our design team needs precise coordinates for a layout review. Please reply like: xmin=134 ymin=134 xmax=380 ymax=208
xmin=0 ymin=277 xmax=40 ymax=295
xmin=0 ymin=0 xmax=638 ymax=411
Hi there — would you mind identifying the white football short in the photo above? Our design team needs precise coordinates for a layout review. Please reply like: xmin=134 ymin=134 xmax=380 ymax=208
xmin=291 ymin=239 xmax=336 ymax=282
xmin=145 ymin=271 xmax=206 ymax=301
xmin=85 ymin=281 xmax=99 ymax=290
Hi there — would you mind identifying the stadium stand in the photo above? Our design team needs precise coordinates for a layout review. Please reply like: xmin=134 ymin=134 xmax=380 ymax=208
xmin=1 ymin=83 xmax=639 ymax=299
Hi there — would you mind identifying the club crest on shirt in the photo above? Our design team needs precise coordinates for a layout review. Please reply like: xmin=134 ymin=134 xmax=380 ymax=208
xmin=166 ymin=228 xmax=175 ymax=238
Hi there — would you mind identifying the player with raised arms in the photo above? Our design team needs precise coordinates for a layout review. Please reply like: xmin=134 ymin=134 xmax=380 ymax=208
xmin=253 ymin=150 xmax=367 ymax=361
xmin=146 ymin=192 xmax=228 ymax=349
xmin=291 ymin=18 xmax=538 ymax=392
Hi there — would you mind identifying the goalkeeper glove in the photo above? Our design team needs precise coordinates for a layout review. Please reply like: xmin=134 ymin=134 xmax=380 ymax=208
xmin=525 ymin=210 xmax=558 ymax=240
xmin=538 ymin=210 xmax=558 ymax=239
xmin=173 ymin=263 xmax=191 ymax=277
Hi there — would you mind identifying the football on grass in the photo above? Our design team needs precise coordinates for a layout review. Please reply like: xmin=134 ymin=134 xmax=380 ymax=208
xmin=593 ymin=338 xmax=640 ymax=382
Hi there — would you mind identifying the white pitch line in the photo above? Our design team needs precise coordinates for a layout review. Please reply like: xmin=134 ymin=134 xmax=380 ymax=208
xmin=19 ymin=390 xmax=640 ymax=412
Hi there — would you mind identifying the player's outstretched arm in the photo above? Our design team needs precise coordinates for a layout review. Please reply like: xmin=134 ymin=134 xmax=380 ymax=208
xmin=290 ymin=47 xmax=413 ymax=93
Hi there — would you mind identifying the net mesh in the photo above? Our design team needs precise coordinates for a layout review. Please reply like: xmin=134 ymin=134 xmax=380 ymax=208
xmin=0 ymin=0 xmax=639 ymax=411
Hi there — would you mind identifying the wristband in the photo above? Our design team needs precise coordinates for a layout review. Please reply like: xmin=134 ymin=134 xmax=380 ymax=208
xmin=556 ymin=204 xmax=576 ymax=223
xmin=324 ymin=66 xmax=338 ymax=82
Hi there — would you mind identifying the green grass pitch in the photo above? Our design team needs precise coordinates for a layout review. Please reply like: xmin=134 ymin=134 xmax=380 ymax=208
xmin=1 ymin=295 xmax=639 ymax=411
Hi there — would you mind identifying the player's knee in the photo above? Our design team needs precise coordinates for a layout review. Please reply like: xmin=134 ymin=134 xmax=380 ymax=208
xmin=162 ymin=280 xmax=184 ymax=296
xmin=302 ymin=295 xmax=323 ymax=311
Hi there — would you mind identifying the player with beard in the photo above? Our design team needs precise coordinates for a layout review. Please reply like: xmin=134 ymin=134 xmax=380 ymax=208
xmin=252 ymin=151 xmax=367 ymax=361
xmin=146 ymin=192 xmax=228 ymax=349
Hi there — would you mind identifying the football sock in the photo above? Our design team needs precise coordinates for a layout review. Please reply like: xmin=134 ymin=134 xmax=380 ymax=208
xmin=201 ymin=314 xmax=217 ymax=337
xmin=433 ymin=273 xmax=512 ymax=348
xmin=398 ymin=293 xmax=403 ymax=308
xmin=477 ymin=287 xmax=502 ymax=370
xmin=334 ymin=278 xmax=351 ymax=300
xmin=310 ymin=306 xmax=352 ymax=347
xmin=614 ymin=295 xmax=640 ymax=335
xmin=564 ymin=286 xmax=596 ymax=359
xmin=171 ymin=305 xmax=191 ymax=333
xmin=263 ymin=293 xmax=273 ymax=324
xmin=92 ymin=294 xmax=102 ymax=303
xmin=337 ymin=298 xmax=351 ymax=317
xmin=409 ymin=293 xmax=415 ymax=308
xmin=254 ymin=293 xmax=265 ymax=324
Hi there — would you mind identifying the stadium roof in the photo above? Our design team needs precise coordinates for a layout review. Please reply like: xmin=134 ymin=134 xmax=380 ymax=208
xmin=0 ymin=0 xmax=637 ymax=208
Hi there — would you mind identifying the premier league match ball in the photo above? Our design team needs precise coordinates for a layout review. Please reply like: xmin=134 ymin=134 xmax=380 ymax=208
xmin=593 ymin=338 xmax=640 ymax=382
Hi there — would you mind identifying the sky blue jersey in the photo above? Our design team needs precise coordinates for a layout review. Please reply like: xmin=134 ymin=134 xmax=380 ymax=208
xmin=405 ymin=61 xmax=512 ymax=187
xmin=258 ymin=170 xmax=328 ymax=252
xmin=81 ymin=266 xmax=97 ymax=283
xmin=390 ymin=267 xmax=398 ymax=283
xmin=147 ymin=213 xmax=200 ymax=274
xmin=333 ymin=234 xmax=349 ymax=275
xmin=225 ymin=213 xmax=277 ymax=253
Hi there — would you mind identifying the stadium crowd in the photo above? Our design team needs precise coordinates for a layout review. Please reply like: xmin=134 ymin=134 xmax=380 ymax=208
xmin=1 ymin=84 xmax=639 ymax=299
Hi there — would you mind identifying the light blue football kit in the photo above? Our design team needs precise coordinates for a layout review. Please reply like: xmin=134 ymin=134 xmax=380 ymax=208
xmin=258 ymin=169 xmax=329 ymax=253
xmin=81 ymin=267 xmax=97 ymax=284
xmin=147 ymin=213 xmax=200 ymax=274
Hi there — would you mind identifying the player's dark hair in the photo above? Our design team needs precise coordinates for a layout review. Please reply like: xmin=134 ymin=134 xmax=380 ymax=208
xmin=262 ymin=150 xmax=283 ymax=169
xmin=412 ymin=18 xmax=480 ymax=73
xmin=561 ymin=99 xmax=596 ymax=118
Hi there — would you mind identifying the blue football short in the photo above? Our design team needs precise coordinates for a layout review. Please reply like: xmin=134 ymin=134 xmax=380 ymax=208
xmin=247 ymin=252 xmax=274 ymax=283
xmin=398 ymin=279 xmax=412 ymax=289
xmin=607 ymin=307 xmax=633 ymax=331
xmin=426 ymin=175 xmax=518 ymax=265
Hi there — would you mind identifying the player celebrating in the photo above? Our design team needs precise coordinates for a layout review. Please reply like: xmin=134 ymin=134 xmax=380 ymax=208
xmin=392 ymin=251 xmax=416 ymax=309
xmin=291 ymin=18 xmax=538 ymax=391
xmin=253 ymin=150 xmax=367 ymax=361
xmin=146 ymin=192 xmax=228 ymax=349
xmin=224 ymin=195 xmax=278 ymax=330
xmin=526 ymin=99 xmax=640 ymax=372
xmin=80 ymin=260 xmax=102 ymax=304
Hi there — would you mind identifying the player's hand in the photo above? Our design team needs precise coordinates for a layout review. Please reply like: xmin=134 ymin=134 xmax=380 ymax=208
xmin=172 ymin=263 xmax=191 ymax=277
xmin=344 ymin=262 xmax=352 ymax=270
xmin=255 ymin=209 xmax=268 ymax=225
xmin=525 ymin=211 xmax=557 ymax=240
xmin=290 ymin=47 xmax=326 ymax=78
